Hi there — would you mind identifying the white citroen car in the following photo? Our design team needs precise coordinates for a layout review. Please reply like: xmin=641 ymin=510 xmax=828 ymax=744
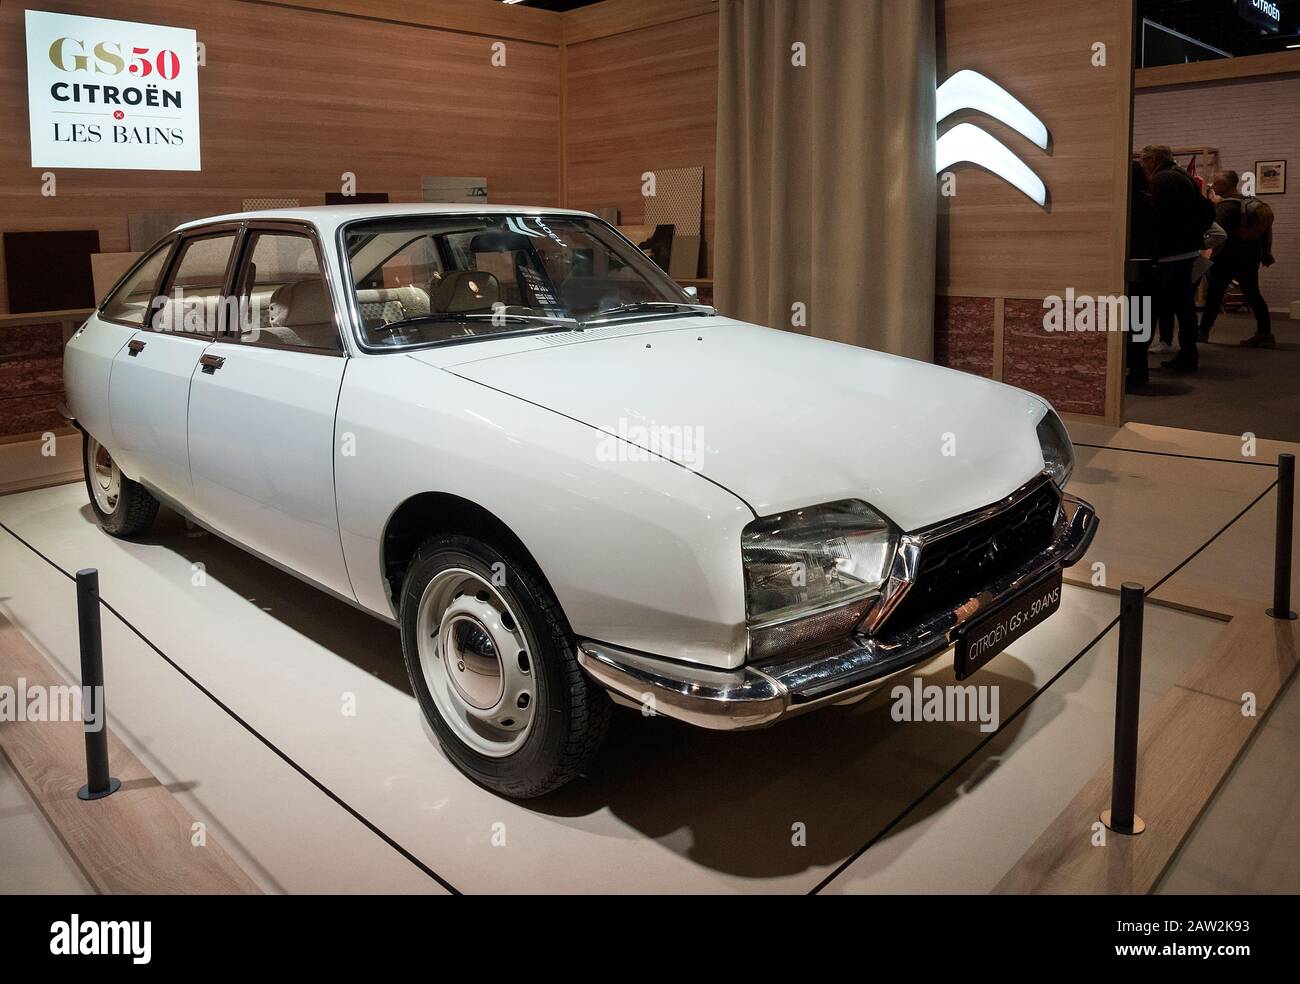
xmin=64 ymin=204 xmax=1097 ymax=797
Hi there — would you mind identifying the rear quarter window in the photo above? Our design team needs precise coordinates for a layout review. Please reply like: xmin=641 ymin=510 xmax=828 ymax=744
xmin=100 ymin=243 xmax=171 ymax=326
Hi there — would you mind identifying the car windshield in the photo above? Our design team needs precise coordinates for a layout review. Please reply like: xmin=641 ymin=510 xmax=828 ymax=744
xmin=342 ymin=213 xmax=709 ymax=349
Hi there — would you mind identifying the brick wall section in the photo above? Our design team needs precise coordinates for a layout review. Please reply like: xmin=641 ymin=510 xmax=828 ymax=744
xmin=1134 ymin=76 xmax=1300 ymax=314
xmin=934 ymin=297 xmax=995 ymax=378
xmin=1002 ymin=299 xmax=1108 ymax=417
xmin=0 ymin=322 xmax=64 ymax=438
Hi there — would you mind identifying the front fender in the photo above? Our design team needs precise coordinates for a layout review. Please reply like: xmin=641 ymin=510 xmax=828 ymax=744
xmin=335 ymin=356 xmax=754 ymax=670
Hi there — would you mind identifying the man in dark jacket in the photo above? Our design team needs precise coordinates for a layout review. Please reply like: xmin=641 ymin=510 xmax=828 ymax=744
xmin=1199 ymin=170 xmax=1275 ymax=348
xmin=1139 ymin=145 xmax=1206 ymax=371
xmin=1127 ymin=160 xmax=1156 ymax=387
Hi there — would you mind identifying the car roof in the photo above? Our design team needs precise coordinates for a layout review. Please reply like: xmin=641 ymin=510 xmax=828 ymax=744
xmin=173 ymin=203 xmax=600 ymax=235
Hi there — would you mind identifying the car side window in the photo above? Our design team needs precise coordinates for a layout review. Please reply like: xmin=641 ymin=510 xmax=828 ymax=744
xmin=100 ymin=241 xmax=171 ymax=326
xmin=236 ymin=231 xmax=342 ymax=353
xmin=151 ymin=233 xmax=238 ymax=335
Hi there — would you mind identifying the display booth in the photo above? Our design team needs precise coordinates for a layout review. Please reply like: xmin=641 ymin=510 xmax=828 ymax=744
xmin=0 ymin=0 xmax=1297 ymax=928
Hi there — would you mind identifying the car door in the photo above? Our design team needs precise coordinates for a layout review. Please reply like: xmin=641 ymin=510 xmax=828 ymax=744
xmin=186 ymin=223 xmax=354 ymax=600
xmin=107 ymin=227 xmax=240 ymax=506
xmin=68 ymin=238 xmax=175 ymax=454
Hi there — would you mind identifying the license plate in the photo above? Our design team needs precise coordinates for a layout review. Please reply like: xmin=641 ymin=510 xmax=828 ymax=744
xmin=954 ymin=572 xmax=1063 ymax=680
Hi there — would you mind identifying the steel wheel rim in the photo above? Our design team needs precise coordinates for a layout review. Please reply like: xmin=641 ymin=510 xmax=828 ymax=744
xmin=86 ymin=437 xmax=121 ymax=514
xmin=416 ymin=567 xmax=535 ymax=758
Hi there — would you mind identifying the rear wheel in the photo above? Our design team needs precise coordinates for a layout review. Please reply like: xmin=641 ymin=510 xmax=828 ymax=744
xmin=399 ymin=534 xmax=610 ymax=798
xmin=82 ymin=434 xmax=159 ymax=537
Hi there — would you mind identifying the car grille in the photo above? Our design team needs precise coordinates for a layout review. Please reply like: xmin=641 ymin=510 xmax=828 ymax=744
xmin=880 ymin=481 xmax=1061 ymax=633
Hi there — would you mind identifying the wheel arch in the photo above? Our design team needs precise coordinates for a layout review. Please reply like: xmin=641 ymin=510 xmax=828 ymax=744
xmin=380 ymin=491 xmax=554 ymax=615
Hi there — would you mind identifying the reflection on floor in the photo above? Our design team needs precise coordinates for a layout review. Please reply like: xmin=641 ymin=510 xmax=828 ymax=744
xmin=0 ymin=418 xmax=1296 ymax=894
xmin=1126 ymin=312 xmax=1300 ymax=444
xmin=1157 ymin=670 xmax=1300 ymax=895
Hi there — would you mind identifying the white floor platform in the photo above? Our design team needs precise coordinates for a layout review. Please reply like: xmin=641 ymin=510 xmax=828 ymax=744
xmin=0 ymin=474 xmax=1247 ymax=894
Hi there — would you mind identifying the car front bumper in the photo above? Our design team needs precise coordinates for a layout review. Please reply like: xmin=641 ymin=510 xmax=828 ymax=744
xmin=576 ymin=491 xmax=1098 ymax=731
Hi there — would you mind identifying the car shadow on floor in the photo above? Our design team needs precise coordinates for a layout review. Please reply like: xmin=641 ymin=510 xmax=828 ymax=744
xmin=96 ymin=502 xmax=1087 ymax=882
xmin=98 ymin=504 xmax=411 ymax=694
xmin=532 ymin=664 xmax=1054 ymax=880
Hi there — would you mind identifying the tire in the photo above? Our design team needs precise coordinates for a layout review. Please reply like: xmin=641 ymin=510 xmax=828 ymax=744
xmin=82 ymin=433 xmax=159 ymax=537
xmin=399 ymin=533 xmax=611 ymax=798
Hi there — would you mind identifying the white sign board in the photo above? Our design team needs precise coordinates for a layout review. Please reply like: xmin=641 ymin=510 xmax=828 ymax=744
xmin=26 ymin=10 xmax=200 ymax=171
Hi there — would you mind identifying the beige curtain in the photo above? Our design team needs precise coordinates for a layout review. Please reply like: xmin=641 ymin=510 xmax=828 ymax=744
xmin=715 ymin=0 xmax=937 ymax=361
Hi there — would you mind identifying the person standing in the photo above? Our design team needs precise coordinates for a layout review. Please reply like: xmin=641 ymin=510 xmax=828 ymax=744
xmin=1199 ymin=170 xmax=1276 ymax=348
xmin=1126 ymin=160 xmax=1156 ymax=388
xmin=1139 ymin=145 xmax=1212 ymax=372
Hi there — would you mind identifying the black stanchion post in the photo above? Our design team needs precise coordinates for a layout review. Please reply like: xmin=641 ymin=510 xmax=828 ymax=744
xmin=1101 ymin=582 xmax=1145 ymax=835
xmin=1268 ymin=453 xmax=1296 ymax=621
xmin=75 ymin=568 xmax=120 ymax=801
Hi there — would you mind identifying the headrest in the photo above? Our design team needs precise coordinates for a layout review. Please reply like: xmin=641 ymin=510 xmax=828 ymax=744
xmin=468 ymin=229 xmax=530 ymax=252
xmin=356 ymin=285 xmax=430 ymax=316
xmin=269 ymin=280 xmax=334 ymax=327
xmin=430 ymin=271 xmax=499 ymax=313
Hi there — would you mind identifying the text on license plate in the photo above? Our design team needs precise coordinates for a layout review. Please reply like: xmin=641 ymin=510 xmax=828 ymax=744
xmin=954 ymin=572 xmax=1063 ymax=680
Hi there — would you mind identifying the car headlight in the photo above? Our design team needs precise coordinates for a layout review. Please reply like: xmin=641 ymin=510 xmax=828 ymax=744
xmin=742 ymin=500 xmax=898 ymax=659
xmin=1036 ymin=408 xmax=1074 ymax=489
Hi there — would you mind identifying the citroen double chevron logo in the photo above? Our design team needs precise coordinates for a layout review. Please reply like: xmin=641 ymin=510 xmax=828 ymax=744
xmin=936 ymin=70 xmax=1050 ymax=207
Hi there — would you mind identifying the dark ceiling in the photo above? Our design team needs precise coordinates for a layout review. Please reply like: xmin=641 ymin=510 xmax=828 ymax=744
xmin=511 ymin=0 xmax=603 ymax=11
xmin=1139 ymin=0 xmax=1300 ymax=60
xmin=517 ymin=1 xmax=1298 ymax=60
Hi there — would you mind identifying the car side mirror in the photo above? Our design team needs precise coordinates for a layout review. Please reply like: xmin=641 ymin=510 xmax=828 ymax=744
xmin=683 ymin=285 xmax=699 ymax=300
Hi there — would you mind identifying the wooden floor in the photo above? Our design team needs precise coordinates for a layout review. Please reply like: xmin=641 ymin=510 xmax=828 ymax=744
xmin=0 ymin=615 xmax=260 ymax=894
xmin=997 ymin=594 xmax=1297 ymax=893
xmin=997 ymin=419 xmax=1300 ymax=893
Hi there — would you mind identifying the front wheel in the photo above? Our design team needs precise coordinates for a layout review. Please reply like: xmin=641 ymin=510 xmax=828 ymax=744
xmin=399 ymin=534 xmax=611 ymax=798
xmin=82 ymin=434 xmax=159 ymax=537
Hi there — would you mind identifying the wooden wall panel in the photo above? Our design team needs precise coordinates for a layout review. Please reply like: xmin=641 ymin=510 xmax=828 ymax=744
xmin=1136 ymin=48 xmax=1300 ymax=89
xmin=563 ymin=12 xmax=718 ymax=275
xmin=0 ymin=0 xmax=561 ymax=313
xmin=265 ymin=0 xmax=562 ymax=45
xmin=937 ymin=0 xmax=1132 ymax=299
xmin=937 ymin=0 xmax=1133 ymax=423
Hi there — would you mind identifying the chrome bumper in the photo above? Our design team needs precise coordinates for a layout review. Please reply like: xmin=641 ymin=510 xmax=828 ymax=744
xmin=577 ymin=492 xmax=1098 ymax=731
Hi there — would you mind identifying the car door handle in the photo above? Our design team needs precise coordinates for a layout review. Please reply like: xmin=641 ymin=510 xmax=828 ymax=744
xmin=199 ymin=353 xmax=226 ymax=374
xmin=127 ymin=338 xmax=146 ymax=356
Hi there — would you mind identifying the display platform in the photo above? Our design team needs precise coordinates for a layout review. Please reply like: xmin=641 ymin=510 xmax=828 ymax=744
xmin=0 ymin=422 xmax=1295 ymax=894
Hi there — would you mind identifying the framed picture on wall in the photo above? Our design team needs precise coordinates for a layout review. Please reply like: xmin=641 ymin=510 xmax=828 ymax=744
xmin=1255 ymin=160 xmax=1286 ymax=195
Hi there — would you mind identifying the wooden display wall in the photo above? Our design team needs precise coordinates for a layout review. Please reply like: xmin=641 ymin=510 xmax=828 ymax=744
xmin=0 ymin=0 xmax=563 ymax=314
xmin=935 ymin=0 xmax=1134 ymax=422
xmin=561 ymin=0 xmax=719 ymax=277
xmin=3 ymin=0 xmax=1136 ymax=437
xmin=0 ymin=0 xmax=722 ymax=441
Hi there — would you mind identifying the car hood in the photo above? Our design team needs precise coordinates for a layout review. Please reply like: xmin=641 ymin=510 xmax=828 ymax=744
xmin=412 ymin=318 xmax=1052 ymax=531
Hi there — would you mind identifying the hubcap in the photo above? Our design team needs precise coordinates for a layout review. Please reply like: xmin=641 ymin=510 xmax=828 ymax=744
xmin=416 ymin=568 xmax=535 ymax=758
xmin=86 ymin=436 xmax=121 ymax=514
xmin=444 ymin=615 xmax=503 ymax=709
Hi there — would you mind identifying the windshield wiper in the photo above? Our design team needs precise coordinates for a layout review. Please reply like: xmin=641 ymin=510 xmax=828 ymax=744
xmin=452 ymin=312 xmax=579 ymax=325
xmin=582 ymin=302 xmax=715 ymax=326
